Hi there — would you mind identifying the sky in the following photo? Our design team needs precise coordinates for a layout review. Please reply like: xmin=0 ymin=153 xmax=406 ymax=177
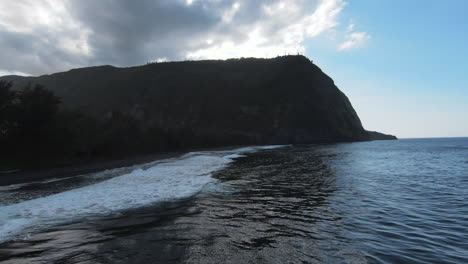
xmin=0 ymin=0 xmax=466 ymax=138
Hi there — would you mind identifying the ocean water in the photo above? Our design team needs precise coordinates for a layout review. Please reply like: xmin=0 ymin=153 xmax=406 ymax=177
xmin=0 ymin=138 xmax=467 ymax=263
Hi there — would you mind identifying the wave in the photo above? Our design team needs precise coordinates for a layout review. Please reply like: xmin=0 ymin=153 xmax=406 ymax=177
xmin=0 ymin=145 xmax=288 ymax=243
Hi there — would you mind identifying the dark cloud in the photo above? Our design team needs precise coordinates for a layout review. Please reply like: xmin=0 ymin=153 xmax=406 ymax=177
xmin=0 ymin=28 xmax=86 ymax=75
xmin=67 ymin=0 xmax=219 ymax=66
xmin=0 ymin=0 xmax=349 ymax=76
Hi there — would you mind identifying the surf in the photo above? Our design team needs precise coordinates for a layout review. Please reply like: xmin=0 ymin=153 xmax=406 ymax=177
xmin=0 ymin=145 xmax=287 ymax=243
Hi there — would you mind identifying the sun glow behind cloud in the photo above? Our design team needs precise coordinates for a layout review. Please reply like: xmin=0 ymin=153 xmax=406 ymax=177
xmin=0 ymin=0 xmax=370 ymax=76
xmin=187 ymin=0 xmax=349 ymax=60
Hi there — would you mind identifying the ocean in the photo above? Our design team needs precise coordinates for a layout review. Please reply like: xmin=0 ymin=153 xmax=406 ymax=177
xmin=0 ymin=138 xmax=467 ymax=263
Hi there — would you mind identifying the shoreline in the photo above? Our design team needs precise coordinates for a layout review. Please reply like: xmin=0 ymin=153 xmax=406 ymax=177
xmin=0 ymin=152 xmax=182 ymax=187
xmin=0 ymin=145 xmax=247 ymax=187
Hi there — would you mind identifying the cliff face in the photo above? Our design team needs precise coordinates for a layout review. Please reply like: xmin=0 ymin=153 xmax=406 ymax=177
xmin=1 ymin=56 xmax=394 ymax=145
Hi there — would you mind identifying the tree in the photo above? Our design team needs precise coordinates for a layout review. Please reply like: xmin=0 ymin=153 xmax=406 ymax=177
xmin=16 ymin=84 xmax=61 ymax=130
xmin=0 ymin=80 xmax=15 ymax=140
xmin=11 ymin=84 xmax=61 ymax=156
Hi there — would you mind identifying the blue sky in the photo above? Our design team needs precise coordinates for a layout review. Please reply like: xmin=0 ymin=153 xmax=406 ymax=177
xmin=307 ymin=0 xmax=468 ymax=138
xmin=0 ymin=0 xmax=466 ymax=138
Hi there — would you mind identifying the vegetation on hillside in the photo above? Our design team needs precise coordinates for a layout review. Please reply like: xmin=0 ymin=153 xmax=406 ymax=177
xmin=0 ymin=80 xmax=192 ymax=169
xmin=0 ymin=56 xmax=396 ymax=170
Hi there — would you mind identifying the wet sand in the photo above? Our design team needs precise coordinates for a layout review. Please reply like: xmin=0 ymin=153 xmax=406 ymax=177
xmin=0 ymin=146 xmax=245 ymax=187
xmin=0 ymin=153 xmax=184 ymax=186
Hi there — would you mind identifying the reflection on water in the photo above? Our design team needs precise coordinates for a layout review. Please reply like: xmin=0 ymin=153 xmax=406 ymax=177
xmin=1 ymin=139 xmax=468 ymax=264
xmin=2 ymin=147 xmax=349 ymax=263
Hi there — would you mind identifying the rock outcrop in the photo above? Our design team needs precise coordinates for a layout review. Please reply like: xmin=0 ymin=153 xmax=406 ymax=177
xmin=367 ymin=131 xmax=398 ymax=140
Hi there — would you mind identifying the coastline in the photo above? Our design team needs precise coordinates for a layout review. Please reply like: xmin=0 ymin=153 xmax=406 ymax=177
xmin=0 ymin=152 xmax=180 ymax=187
xmin=0 ymin=145 xmax=247 ymax=187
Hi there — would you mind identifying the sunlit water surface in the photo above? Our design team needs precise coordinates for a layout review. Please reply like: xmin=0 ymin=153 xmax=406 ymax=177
xmin=0 ymin=138 xmax=467 ymax=263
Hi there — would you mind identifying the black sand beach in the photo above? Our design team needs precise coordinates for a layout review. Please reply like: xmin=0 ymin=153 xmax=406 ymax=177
xmin=0 ymin=146 xmax=247 ymax=187
xmin=0 ymin=153 xmax=182 ymax=187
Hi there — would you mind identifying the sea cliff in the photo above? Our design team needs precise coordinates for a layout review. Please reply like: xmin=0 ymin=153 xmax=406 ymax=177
xmin=1 ymin=55 xmax=395 ymax=149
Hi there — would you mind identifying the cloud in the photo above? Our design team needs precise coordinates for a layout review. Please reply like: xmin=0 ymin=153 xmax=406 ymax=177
xmin=187 ymin=0 xmax=347 ymax=60
xmin=346 ymin=21 xmax=355 ymax=32
xmin=0 ymin=0 xmax=360 ymax=76
xmin=0 ymin=0 xmax=92 ymax=76
xmin=338 ymin=31 xmax=370 ymax=51
xmin=0 ymin=69 xmax=31 ymax=77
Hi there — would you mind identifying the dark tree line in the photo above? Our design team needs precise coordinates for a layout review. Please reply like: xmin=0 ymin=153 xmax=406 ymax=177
xmin=0 ymin=80 xmax=194 ymax=170
xmin=1 ymin=81 xmax=64 ymax=168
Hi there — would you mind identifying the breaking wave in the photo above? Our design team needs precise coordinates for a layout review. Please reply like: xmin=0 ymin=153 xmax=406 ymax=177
xmin=0 ymin=145 xmax=288 ymax=243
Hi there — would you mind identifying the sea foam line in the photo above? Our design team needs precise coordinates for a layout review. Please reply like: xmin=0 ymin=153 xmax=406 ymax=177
xmin=0 ymin=145 xmax=288 ymax=243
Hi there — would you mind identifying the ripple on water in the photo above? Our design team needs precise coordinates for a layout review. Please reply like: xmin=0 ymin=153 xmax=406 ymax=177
xmin=1 ymin=139 xmax=467 ymax=264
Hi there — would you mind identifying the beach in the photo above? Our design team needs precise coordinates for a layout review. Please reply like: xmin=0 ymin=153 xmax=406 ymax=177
xmin=1 ymin=140 xmax=467 ymax=263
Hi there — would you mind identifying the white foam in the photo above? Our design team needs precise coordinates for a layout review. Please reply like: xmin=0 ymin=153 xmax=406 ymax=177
xmin=0 ymin=183 xmax=30 ymax=192
xmin=0 ymin=145 xmax=288 ymax=243
xmin=222 ymin=154 xmax=247 ymax=159
xmin=257 ymin=144 xmax=291 ymax=150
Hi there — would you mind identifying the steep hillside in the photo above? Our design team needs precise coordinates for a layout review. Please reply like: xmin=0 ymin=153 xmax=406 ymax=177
xmin=1 ymin=56 xmax=395 ymax=145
